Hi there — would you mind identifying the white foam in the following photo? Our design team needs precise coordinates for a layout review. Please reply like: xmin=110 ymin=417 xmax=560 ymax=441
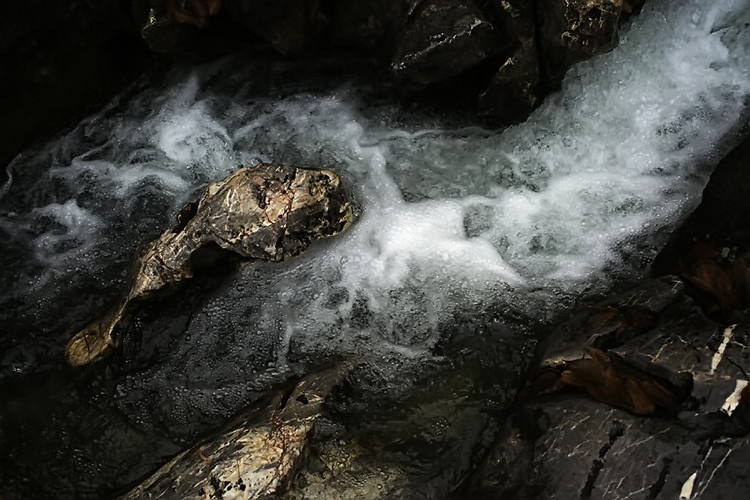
xmin=1 ymin=0 xmax=749 ymax=425
xmin=32 ymin=200 xmax=102 ymax=261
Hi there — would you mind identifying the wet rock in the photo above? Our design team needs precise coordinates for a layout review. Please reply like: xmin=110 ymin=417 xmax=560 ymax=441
xmin=282 ymin=319 xmax=535 ymax=498
xmin=328 ymin=0 xmax=410 ymax=53
xmin=653 ymin=133 xmax=750 ymax=276
xmin=477 ymin=0 xmax=540 ymax=122
xmin=223 ymin=0 xmax=327 ymax=54
xmin=536 ymin=0 xmax=623 ymax=88
xmin=652 ymin=133 xmax=750 ymax=322
xmin=139 ymin=0 xmax=237 ymax=60
xmin=65 ymin=164 xmax=353 ymax=367
xmin=469 ymin=278 xmax=750 ymax=498
xmin=390 ymin=0 xmax=506 ymax=86
xmin=123 ymin=364 xmax=351 ymax=499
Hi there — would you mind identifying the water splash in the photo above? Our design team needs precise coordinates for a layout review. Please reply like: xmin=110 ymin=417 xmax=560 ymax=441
xmin=0 ymin=0 xmax=749 ymax=424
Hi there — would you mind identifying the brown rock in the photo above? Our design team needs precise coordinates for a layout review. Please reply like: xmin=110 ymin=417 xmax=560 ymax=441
xmin=65 ymin=164 xmax=352 ymax=367
xmin=123 ymin=364 xmax=351 ymax=499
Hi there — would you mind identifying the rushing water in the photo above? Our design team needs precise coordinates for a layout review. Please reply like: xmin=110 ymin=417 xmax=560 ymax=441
xmin=1 ymin=0 xmax=750 ymax=497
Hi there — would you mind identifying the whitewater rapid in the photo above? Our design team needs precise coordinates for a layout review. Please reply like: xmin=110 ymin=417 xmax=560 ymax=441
xmin=1 ymin=0 xmax=749 ymax=423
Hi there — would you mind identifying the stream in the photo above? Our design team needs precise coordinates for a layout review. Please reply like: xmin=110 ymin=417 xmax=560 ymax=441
xmin=1 ymin=0 xmax=750 ymax=497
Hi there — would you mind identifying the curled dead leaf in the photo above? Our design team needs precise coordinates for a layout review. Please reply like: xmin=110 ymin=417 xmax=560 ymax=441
xmin=522 ymin=348 xmax=691 ymax=416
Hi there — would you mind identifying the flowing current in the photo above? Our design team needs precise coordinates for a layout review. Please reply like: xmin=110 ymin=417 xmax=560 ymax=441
xmin=1 ymin=0 xmax=750 ymax=495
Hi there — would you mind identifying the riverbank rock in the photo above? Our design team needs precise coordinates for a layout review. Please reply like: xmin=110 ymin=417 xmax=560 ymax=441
xmin=65 ymin=164 xmax=353 ymax=368
xmin=390 ymin=0 xmax=505 ymax=86
xmin=653 ymin=133 xmax=750 ymax=279
xmin=130 ymin=0 xmax=640 ymax=124
xmin=139 ymin=0 xmax=234 ymax=61
xmin=123 ymin=364 xmax=351 ymax=499
xmin=476 ymin=0 xmax=539 ymax=121
xmin=467 ymin=276 xmax=750 ymax=498
xmin=328 ymin=0 xmax=410 ymax=54
xmin=223 ymin=0 xmax=327 ymax=55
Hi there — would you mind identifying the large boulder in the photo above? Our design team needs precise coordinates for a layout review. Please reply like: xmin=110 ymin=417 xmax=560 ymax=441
xmin=328 ymin=0 xmax=411 ymax=54
xmin=0 ymin=0 xmax=151 ymax=170
xmin=467 ymin=275 xmax=750 ymax=498
xmin=390 ymin=0 xmax=506 ymax=86
xmin=653 ymin=133 xmax=750 ymax=276
xmin=65 ymin=164 xmax=353 ymax=367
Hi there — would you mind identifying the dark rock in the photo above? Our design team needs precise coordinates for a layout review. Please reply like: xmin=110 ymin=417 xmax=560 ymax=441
xmin=138 ymin=0 xmax=242 ymax=60
xmin=535 ymin=0 xmax=623 ymax=88
xmin=223 ymin=0 xmax=327 ymax=54
xmin=390 ymin=0 xmax=506 ymax=86
xmin=469 ymin=276 xmax=750 ymax=498
xmin=653 ymin=133 xmax=750 ymax=276
xmin=123 ymin=364 xmax=351 ymax=499
xmin=65 ymin=164 xmax=353 ymax=367
xmin=652 ymin=132 xmax=750 ymax=321
xmin=0 ymin=0 xmax=152 ymax=169
xmin=328 ymin=0 xmax=411 ymax=54
xmin=477 ymin=0 xmax=540 ymax=122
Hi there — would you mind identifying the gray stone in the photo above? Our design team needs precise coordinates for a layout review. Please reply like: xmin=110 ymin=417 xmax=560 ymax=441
xmin=65 ymin=164 xmax=352 ymax=367
xmin=469 ymin=277 xmax=750 ymax=498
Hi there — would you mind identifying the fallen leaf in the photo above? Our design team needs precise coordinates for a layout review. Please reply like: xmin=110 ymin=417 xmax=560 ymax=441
xmin=523 ymin=348 xmax=691 ymax=416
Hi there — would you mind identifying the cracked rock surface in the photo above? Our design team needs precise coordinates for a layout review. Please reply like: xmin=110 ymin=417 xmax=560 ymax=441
xmin=467 ymin=278 xmax=750 ymax=499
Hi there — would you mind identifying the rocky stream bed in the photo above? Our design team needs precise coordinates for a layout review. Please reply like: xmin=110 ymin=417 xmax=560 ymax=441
xmin=2 ymin=1 xmax=750 ymax=499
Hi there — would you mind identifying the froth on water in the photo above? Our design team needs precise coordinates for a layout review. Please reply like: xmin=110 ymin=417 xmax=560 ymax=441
xmin=0 ymin=0 xmax=749 ymax=411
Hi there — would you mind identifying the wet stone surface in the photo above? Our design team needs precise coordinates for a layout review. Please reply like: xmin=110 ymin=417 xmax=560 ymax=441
xmin=468 ymin=277 xmax=750 ymax=499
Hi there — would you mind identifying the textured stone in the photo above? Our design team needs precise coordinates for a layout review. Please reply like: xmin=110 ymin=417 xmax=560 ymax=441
xmin=477 ymin=0 xmax=540 ymax=122
xmin=65 ymin=164 xmax=352 ymax=367
xmin=469 ymin=277 xmax=750 ymax=498
xmin=536 ymin=0 xmax=623 ymax=88
xmin=390 ymin=0 xmax=505 ymax=85
xmin=123 ymin=365 xmax=351 ymax=499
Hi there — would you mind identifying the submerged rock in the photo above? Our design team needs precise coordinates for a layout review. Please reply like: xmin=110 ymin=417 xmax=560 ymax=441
xmin=65 ymin=164 xmax=352 ymax=367
xmin=123 ymin=364 xmax=351 ymax=499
